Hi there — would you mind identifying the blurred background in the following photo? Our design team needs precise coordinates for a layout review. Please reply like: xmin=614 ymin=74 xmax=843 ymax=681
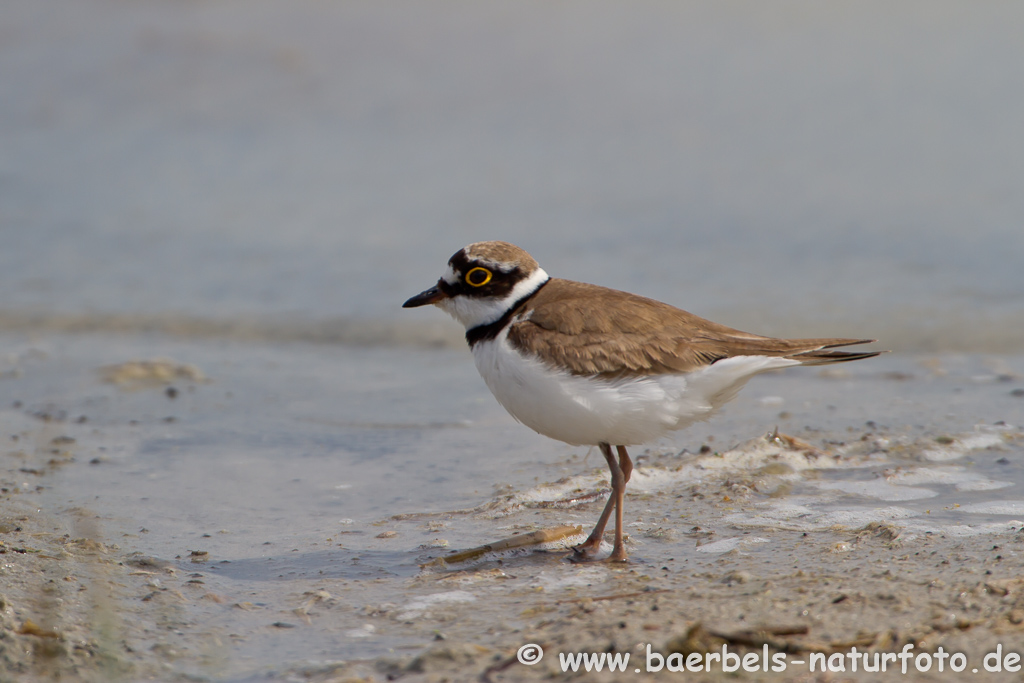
xmin=3 ymin=4 xmax=1024 ymax=675
xmin=3 ymin=0 xmax=1023 ymax=353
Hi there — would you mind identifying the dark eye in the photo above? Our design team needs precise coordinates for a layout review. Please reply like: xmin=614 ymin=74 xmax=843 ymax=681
xmin=465 ymin=267 xmax=492 ymax=287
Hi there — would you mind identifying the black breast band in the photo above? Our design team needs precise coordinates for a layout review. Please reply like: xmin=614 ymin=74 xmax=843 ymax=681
xmin=465 ymin=278 xmax=550 ymax=347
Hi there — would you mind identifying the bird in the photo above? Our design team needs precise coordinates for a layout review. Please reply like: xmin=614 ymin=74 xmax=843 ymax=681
xmin=403 ymin=241 xmax=880 ymax=562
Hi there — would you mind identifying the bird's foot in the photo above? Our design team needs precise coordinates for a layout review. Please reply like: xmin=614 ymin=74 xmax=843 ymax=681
xmin=605 ymin=545 xmax=629 ymax=563
xmin=569 ymin=538 xmax=604 ymax=563
xmin=569 ymin=539 xmax=629 ymax=563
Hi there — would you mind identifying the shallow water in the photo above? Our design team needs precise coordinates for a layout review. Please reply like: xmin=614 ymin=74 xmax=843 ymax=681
xmin=3 ymin=0 xmax=1024 ymax=352
xmin=3 ymin=330 xmax=1023 ymax=673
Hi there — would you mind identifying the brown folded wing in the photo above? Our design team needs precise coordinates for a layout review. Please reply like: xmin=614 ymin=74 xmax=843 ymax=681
xmin=506 ymin=279 xmax=878 ymax=378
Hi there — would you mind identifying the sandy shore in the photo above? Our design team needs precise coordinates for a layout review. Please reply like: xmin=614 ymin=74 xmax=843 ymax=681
xmin=2 ymin=348 xmax=1023 ymax=682
xmin=5 ymin=445 xmax=1024 ymax=682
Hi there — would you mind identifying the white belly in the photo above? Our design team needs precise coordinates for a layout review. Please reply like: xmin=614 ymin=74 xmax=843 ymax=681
xmin=472 ymin=330 xmax=799 ymax=447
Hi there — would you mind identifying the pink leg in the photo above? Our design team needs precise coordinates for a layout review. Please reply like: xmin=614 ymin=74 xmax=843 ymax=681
xmin=617 ymin=445 xmax=633 ymax=484
xmin=572 ymin=443 xmax=629 ymax=562
xmin=606 ymin=446 xmax=632 ymax=562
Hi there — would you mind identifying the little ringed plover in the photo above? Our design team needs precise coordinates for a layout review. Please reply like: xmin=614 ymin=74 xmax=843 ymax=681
xmin=403 ymin=241 xmax=880 ymax=562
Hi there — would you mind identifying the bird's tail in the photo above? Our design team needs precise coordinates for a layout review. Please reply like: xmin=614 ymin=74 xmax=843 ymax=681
xmin=785 ymin=338 xmax=883 ymax=365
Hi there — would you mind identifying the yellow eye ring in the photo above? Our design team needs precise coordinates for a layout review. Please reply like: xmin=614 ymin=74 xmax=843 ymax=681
xmin=465 ymin=267 xmax=492 ymax=287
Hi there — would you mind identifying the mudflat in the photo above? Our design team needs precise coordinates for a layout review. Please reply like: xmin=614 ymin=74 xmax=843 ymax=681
xmin=2 ymin=335 xmax=1022 ymax=681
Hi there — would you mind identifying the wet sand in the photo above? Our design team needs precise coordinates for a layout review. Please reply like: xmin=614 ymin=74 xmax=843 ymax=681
xmin=2 ymin=333 xmax=1023 ymax=681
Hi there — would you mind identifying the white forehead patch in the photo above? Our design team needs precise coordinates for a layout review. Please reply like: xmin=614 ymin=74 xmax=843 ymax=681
xmin=470 ymin=257 xmax=511 ymax=272
xmin=442 ymin=255 xmax=517 ymax=285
